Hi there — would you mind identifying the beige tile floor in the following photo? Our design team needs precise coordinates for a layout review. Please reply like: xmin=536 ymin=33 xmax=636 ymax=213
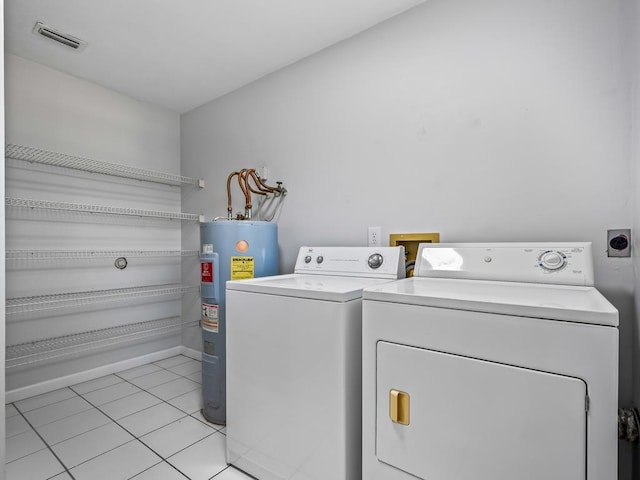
xmin=5 ymin=355 xmax=254 ymax=480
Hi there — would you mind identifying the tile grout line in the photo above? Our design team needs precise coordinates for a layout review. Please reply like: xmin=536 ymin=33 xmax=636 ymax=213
xmin=114 ymin=357 xmax=226 ymax=479
xmin=7 ymin=356 xmax=212 ymax=480
xmin=15 ymin=393 xmax=97 ymax=431
xmin=113 ymin=358 xmax=217 ymax=431
xmin=161 ymin=359 xmax=222 ymax=431
xmin=114 ymin=362 xmax=201 ymax=396
xmin=66 ymin=356 xmax=218 ymax=479
xmin=106 ymin=376 xmax=223 ymax=479
xmin=13 ymin=390 xmax=79 ymax=415
xmin=66 ymin=381 xmax=187 ymax=478
xmin=127 ymin=459 xmax=190 ymax=480
xmin=12 ymin=402 xmax=77 ymax=480
xmin=209 ymin=464 xmax=256 ymax=480
xmin=23 ymin=361 xmax=206 ymax=454
xmin=133 ymin=432 xmax=219 ymax=480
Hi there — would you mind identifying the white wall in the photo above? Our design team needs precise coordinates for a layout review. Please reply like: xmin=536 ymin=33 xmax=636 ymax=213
xmin=1 ymin=4 xmax=6 ymax=475
xmin=632 ymin=0 xmax=640 ymax=474
xmin=5 ymin=54 xmax=186 ymax=394
xmin=181 ymin=0 xmax=636 ymax=477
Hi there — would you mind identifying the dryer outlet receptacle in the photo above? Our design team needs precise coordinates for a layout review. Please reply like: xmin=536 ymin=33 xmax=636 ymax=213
xmin=607 ymin=229 xmax=631 ymax=257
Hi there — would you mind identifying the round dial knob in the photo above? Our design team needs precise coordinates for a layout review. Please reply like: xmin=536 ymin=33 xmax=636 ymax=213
xmin=539 ymin=251 xmax=567 ymax=271
xmin=304 ymin=255 xmax=312 ymax=264
xmin=368 ymin=253 xmax=384 ymax=269
xmin=316 ymin=256 xmax=324 ymax=264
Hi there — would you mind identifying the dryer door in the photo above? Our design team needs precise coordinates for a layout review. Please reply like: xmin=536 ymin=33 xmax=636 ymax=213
xmin=376 ymin=341 xmax=587 ymax=480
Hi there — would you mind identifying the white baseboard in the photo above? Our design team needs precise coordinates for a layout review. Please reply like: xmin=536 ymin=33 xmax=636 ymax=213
xmin=180 ymin=346 xmax=202 ymax=361
xmin=6 ymin=346 xmax=184 ymax=403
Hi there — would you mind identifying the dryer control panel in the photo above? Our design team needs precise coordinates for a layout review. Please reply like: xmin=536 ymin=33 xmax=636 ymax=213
xmin=414 ymin=242 xmax=594 ymax=286
xmin=294 ymin=246 xmax=406 ymax=279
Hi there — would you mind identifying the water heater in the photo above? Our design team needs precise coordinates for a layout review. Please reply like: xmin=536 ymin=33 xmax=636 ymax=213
xmin=200 ymin=220 xmax=279 ymax=424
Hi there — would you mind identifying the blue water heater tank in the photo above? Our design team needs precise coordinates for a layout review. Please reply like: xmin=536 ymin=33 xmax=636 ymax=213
xmin=200 ymin=220 xmax=278 ymax=424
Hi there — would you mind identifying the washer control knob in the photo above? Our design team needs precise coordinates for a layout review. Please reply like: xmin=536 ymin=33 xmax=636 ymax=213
xmin=539 ymin=251 xmax=566 ymax=271
xmin=368 ymin=253 xmax=384 ymax=269
xmin=316 ymin=256 xmax=324 ymax=264
xmin=304 ymin=255 xmax=312 ymax=264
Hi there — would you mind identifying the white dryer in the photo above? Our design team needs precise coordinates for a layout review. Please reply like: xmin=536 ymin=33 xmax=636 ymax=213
xmin=362 ymin=243 xmax=618 ymax=480
xmin=226 ymin=246 xmax=405 ymax=480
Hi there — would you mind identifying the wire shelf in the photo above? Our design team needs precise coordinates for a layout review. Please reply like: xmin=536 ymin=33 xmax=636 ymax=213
xmin=6 ymin=250 xmax=199 ymax=260
xmin=6 ymin=284 xmax=199 ymax=315
xmin=6 ymin=197 xmax=204 ymax=222
xmin=6 ymin=317 xmax=199 ymax=369
xmin=6 ymin=144 xmax=204 ymax=188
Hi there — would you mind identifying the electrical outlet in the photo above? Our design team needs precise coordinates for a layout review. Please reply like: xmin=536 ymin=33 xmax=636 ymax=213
xmin=607 ymin=229 xmax=631 ymax=257
xmin=368 ymin=226 xmax=382 ymax=247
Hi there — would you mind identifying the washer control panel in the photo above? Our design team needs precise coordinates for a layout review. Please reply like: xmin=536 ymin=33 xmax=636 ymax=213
xmin=415 ymin=242 xmax=594 ymax=286
xmin=295 ymin=246 xmax=405 ymax=279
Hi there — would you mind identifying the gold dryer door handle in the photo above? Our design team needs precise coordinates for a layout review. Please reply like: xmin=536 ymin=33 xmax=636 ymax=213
xmin=389 ymin=389 xmax=410 ymax=425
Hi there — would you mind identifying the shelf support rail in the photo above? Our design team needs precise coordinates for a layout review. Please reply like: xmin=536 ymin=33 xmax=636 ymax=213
xmin=6 ymin=144 xmax=204 ymax=188
xmin=6 ymin=197 xmax=204 ymax=222
xmin=6 ymin=284 xmax=200 ymax=316
xmin=6 ymin=250 xmax=199 ymax=260
xmin=6 ymin=317 xmax=199 ymax=369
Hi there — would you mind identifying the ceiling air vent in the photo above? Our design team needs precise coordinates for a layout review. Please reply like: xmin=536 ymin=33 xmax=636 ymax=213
xmin=32 ymin=22 xmax=87 ymax=51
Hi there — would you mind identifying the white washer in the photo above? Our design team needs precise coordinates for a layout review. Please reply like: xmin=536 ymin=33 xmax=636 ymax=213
xmin=362 ymin=243 xmax=618 ymax=480
xmin=226 ymin=246 xmax=405 ymax=480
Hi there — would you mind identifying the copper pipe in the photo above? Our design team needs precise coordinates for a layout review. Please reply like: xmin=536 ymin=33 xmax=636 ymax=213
xmin=226 ymin=171 xmax=240 ymax=220
xmin=237 ymin=170 xmax=250 ymax=205
xmin=247 ymin=170 xmax=277 ymax=194
xmin=226 ymin=168 xmax=285 ymax=221
xmin=255 ymin=173 xmax=280 ymax=193
xmin=237 ymin=169 xmax=252 ymax=218
xmin=244 ymin=169 xmax=263 ymax=195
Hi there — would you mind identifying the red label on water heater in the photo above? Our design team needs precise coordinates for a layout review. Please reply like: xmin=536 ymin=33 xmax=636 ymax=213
xmin=201 ymin=262 xmax=213 ymax=283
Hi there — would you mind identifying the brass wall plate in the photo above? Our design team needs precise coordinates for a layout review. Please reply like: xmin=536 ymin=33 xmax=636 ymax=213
xmin=389 ymin=232 xmax=440 ymax=277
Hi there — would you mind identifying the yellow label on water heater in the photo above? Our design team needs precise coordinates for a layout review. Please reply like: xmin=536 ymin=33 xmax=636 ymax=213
xmin=231 ymin=256 xmax=255 ymax=280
